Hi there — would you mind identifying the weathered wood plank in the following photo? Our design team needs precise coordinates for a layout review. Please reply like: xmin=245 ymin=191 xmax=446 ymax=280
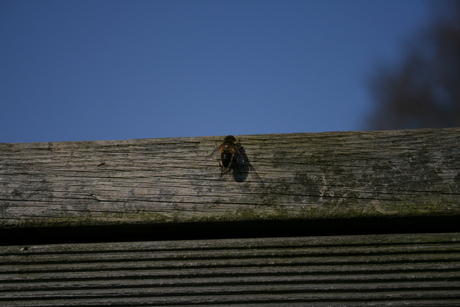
xmin=1 ymin=233 xmax=459 ymax=306
xmin=1 ymin=128 xmax=460 ymax=228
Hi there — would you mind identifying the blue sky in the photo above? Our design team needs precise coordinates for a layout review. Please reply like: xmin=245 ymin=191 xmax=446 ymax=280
xmin=0 ymin=0 xmax=429 ymax=143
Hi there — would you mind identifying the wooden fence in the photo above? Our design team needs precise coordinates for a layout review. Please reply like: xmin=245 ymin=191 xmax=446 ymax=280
xmin=1 ymin=128 xmax=460 ymax=305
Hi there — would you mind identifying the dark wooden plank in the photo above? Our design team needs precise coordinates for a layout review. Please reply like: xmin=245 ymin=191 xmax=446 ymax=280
xmin=1 ymin=233 xmax=459 ymax=306
xmin=1 ymin=128 xmax=460 ymax=228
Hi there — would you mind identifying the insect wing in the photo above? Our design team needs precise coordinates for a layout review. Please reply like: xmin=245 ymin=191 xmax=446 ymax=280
xmin=234 ymin=151 xmax=245 ymax=164
xmin=207 ymin=145 xmax=222 ymax=160
xmin=234 ymin=146 xmax=245 ymax=164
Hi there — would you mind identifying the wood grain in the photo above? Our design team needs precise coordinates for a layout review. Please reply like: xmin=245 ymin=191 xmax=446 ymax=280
xmin=1 ymin=233 xmax=459 ymax=306
xmin=1 ymin=128 xmax=460 ymax=228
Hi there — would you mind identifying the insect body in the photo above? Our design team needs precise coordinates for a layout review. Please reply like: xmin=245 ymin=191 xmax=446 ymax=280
xmin=209 ymin=135 xmax=244 ymax=176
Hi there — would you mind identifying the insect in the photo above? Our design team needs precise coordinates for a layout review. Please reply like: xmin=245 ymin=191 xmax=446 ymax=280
xmin=209 ymin=135 xmax=244 ymax=177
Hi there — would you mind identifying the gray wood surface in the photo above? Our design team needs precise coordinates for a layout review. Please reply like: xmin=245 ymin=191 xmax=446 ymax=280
xmin=1 ymin=233 xmax=459 ymax=306
xmin=1 ymin=128 xmax=460 ymax=228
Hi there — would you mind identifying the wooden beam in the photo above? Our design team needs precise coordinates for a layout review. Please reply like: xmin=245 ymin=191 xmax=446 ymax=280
xmin=1 ymin=128 xmax=459 ymax=229
xmin=1 ymin=233 xmax=459 ymax=306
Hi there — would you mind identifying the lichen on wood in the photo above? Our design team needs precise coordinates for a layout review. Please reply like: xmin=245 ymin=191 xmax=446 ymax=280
xmin=1 ymin=128 xmax=459 ymax=228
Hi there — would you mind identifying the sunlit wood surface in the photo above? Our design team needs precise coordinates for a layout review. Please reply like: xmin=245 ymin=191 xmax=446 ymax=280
xmin=1 ymin=128 xmax=459 ymax=228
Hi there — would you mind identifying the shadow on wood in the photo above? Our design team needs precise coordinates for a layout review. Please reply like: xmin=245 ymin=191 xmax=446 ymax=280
xmin=0 ymin=128 xmax=459 ymax=240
